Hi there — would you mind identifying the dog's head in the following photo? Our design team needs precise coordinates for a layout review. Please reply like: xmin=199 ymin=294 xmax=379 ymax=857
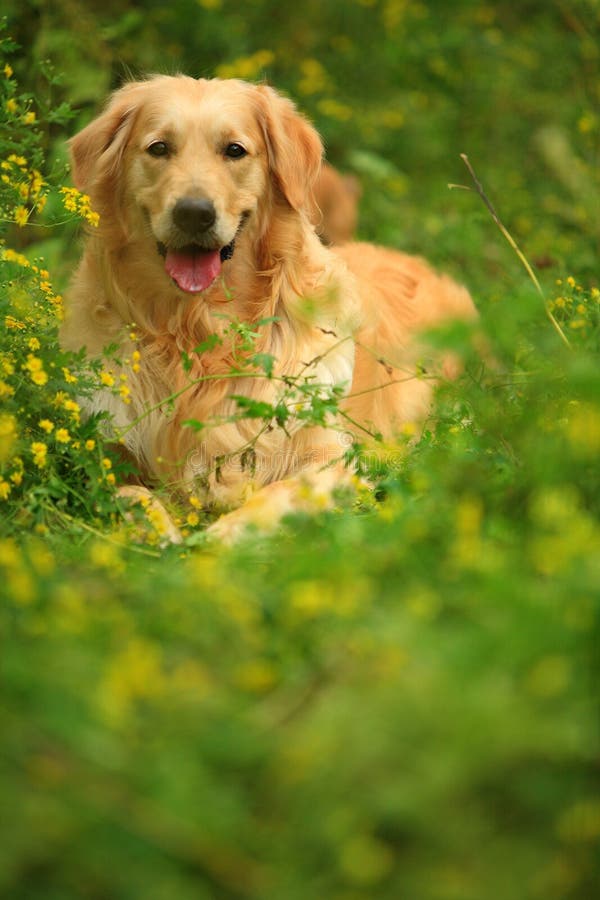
xmin=70 ymin=76 xmax=323 ymax=294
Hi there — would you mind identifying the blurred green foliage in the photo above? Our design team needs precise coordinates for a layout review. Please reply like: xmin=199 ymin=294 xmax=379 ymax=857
xmin=0 ymin=2 xmax=599 ymax=899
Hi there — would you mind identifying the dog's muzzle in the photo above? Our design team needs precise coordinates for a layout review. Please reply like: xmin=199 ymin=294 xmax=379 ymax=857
xmin=157 ymin=208 xmax=249 ymax=295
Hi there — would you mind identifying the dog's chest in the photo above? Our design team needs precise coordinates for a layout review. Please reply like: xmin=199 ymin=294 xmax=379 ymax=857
xmin=112 ymin=325 xmax=355 ymax=489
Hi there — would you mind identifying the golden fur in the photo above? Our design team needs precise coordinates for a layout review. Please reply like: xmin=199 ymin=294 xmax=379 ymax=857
xmin=61 ymin=75 xmax=476 ymax=538
xmin=310 ymin=162 xmax=360 ymax=244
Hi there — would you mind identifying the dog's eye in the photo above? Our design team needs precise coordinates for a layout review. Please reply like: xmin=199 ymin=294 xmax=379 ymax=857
xmin=224 ymin=143 xmax=247 ymax=160
xmin=147 ymin=141 xmax=170 ymax=158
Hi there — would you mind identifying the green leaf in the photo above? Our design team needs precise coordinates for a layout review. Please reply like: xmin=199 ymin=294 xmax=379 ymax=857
xmin=251 ymin=352 xmax=275 ymax=377
xmin=193 ymin=333 xmax=222 ymax=355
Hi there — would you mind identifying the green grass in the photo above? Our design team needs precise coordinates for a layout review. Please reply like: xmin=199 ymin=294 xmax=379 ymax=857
xmin=1 ymin=3 xmax=599 ymax=898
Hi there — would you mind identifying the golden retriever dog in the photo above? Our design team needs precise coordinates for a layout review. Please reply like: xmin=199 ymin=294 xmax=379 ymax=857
xmin=310 ymin=161 xmax=361 ymax=244
xmin=61 ymin=75 xmax=476 ymax=540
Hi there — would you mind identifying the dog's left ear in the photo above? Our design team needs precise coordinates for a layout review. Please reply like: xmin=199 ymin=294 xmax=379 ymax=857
xmin=255 ymin=85 xmax=323 ymax=212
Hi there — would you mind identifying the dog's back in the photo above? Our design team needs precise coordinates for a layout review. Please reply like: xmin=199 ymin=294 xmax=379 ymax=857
xmin=334 ymin=242 xmax=477 ymax=436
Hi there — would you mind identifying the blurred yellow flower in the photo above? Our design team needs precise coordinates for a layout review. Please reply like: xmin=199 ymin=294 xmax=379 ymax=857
xmin=61 ymin=366 xmax=78 ymax=384
xmin=0 ymin=415 xmax=17 ymax=464
xmin=31 ymin=369 xmax=48 ymax=386
xmin=297 ymin=58 xmax=329 ymax=96
xmin=317 ymin=98 xmax=353 ymax=121
xmin=14 ymin=205 xmax=28 ymax=226
xmin=216 ymin=49 xmax=275 ymax=80
xmin=31 ymin=441 xmax=48 ymax=468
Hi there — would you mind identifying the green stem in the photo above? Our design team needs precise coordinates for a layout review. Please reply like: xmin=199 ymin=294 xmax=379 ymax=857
xmin=452 ymin=154 xmax=571 ymax=350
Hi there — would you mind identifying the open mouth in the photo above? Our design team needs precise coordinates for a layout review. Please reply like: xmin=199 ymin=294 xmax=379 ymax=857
xmin=157 ymin=240 xmax=235 ymax=295
xmin=157 ymin=211 xmax=250 ymax=296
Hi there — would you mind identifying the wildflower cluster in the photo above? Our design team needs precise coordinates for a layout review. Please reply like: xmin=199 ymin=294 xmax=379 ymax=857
xmin=548 ymin=277 xmax=599 ymax=344
xmin=0 ymin=33 xmax=121 ymax=534
xmin=60 ymin=186 xmax=99 ymax=227
xmin=1 ymin=153 xmax=47 ymax=226
xmin=0 ymin=266 xmax=123 ymax=529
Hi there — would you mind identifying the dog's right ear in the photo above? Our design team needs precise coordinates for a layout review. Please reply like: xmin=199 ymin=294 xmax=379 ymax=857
xmin=69 ymin=82 xmax=146 ymax=192
xmin=255 ymin=85 xmax=323 ymax=212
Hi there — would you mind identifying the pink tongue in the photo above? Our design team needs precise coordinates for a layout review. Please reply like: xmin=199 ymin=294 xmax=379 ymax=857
xmin=165 ymin=248 xmax=221 ymax=294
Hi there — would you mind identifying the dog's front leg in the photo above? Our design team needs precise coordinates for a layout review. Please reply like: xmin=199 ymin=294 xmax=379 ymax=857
xmin=206 ymin=461 xmax=356 ymax=544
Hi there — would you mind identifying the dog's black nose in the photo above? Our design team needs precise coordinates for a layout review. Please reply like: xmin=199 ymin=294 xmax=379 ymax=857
xmin=172 ymin=198 xmax=216 ymax=235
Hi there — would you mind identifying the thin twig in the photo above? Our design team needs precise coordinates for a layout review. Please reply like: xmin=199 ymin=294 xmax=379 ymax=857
xmin=52 ymin=507 xmax=162 ymax=558
xmin=451 ymin=153 xmax=571 ymax=349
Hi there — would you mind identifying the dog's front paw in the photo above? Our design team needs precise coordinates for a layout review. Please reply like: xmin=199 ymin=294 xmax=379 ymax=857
xmin=118 ymin=485 xmax=183 ymax=545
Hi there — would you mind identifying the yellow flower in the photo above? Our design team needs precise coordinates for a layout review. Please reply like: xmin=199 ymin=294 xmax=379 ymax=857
xmin=297 ymin=58 xmax=329 ymax=96
xmin=28 ymin=337 xmax=41 ymax=351
xmin=4 ymin=64 xmax=13 ymax=78
xmin=85 ymin=439 xmax=96 ymax=451
xmin=0 ymin=415 xmax=17 ymax=464
xmin=39 ymin=419 xmax=54 ymax=433
xmin=102 ymin=457 xmax=112 ymax=470
xmin=61 ymin=366 xmax=78 ymax=384
xmin=31 ymin=441 xmax=48 ymax=468
xmin=317 ymin=98 xmax=353 ymax=121
xmin=0 ymin=381 xmax=14 ymax=399
xmin=63 ymin=399 xmax=80 ymax=421
xmin=60 ymin=186 xmax=100 ymax=226
xmin=5 ymin=98 xmax=18 ymax=115
xmin=100 ymin=370 xmax=115 ymax=387
xmin=106 ymin=472 xmax=116 ymax=485
xmin=31 ymin=369 xmax=48 ymax=386
xmin=5 ymin=315 xmax=26 ymax=330
xmin=215 ymin=49 xmax=275 ymax=80
xmin=14 ymin=205 xmax=29 ymax=227
xmin=55 ymin=428 xmax=71 ymax=444
xmin=2 ymin=248 xmax=30 ymax=268
xmin=0 ymin=480 xmax=11 ymax=500
xmin=25 ymin=354 xmax=43 ymax=372
xmin=23 ymin=110 xmax=36 ymax=125
xmin=186 ymin=512 xmax=200 ymax=527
